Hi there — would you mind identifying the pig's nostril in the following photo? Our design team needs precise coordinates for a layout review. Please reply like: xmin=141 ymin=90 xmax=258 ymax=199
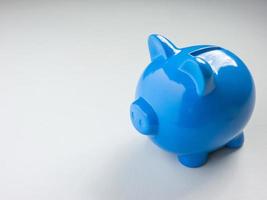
xmin=131 ymin=111 xmax=134 ymax=119
xmin=138 ymin=119 xmax=142 ymax=127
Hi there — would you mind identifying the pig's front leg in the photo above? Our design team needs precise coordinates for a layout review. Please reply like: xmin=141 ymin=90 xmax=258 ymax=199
xmin=178 ymin=153 xmax=208 ymax=168
xmin=226 ymin=132 xmax=244 ymax=149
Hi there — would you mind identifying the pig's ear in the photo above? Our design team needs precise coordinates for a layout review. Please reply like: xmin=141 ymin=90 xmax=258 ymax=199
xmin=180 ymin=57 xmax=215 ymax=96
xmin=148 ymin=34 xmax=179 ymax=61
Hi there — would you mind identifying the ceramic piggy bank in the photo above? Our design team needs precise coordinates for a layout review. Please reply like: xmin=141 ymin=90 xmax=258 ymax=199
xmin=130 ymin=34 xmax=255 ymax=168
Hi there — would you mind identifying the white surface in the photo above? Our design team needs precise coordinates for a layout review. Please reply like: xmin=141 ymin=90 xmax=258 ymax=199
xmin=0 ymin=0 xmax=266 ymax=199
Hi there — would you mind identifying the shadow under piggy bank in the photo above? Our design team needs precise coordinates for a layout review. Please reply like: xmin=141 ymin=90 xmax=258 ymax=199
xmin=90 ymin=139 xmax=242 ymax=200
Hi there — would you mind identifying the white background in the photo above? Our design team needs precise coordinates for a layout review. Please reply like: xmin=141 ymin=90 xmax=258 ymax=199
xmin=0 ymin=0 xmax=266 ymax=199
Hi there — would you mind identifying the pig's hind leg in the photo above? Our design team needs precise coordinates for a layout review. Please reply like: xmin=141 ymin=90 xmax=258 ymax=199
xmin=226 ymin=132 xmax=244 ymax=149
xmin=178 ymin=153 xmax=208 ymax=168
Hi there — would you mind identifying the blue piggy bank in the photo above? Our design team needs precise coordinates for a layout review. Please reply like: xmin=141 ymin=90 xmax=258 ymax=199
xmin=130 ymin=34 xmax=255 ymax=168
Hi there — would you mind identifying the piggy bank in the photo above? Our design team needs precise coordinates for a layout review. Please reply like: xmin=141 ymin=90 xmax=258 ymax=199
xmin=130 ymin=34 xmax=255 ymax=168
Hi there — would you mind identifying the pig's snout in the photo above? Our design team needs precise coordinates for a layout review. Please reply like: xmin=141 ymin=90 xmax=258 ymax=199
xmin=130 ymin=97 xmax=158 ymax=135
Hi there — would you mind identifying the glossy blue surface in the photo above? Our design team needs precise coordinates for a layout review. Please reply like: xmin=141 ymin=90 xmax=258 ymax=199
xmin=130 ymin=34 xmax=255 ymax=168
